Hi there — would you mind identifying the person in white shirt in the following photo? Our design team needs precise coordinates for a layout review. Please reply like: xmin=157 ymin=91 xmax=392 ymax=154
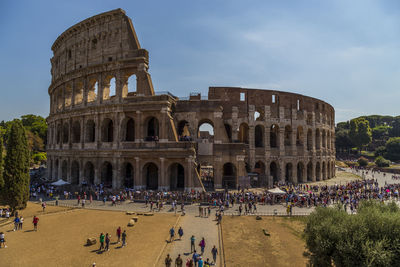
xmin=0 ymin=232 xmax=6 ymax=248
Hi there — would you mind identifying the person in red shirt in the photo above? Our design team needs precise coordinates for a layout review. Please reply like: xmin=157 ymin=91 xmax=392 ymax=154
xmin=33 ymin=216 xmax=39 ymax=231
xmin=116 ymin=227 xmax=121 ymax=243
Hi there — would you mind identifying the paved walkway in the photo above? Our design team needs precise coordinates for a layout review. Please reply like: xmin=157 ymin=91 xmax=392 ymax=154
xmin=157 ymin=211 xmax=220 ymax=266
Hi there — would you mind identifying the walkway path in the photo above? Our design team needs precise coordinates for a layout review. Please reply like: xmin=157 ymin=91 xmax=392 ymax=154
xmin=157 ymin=210 xmax=220 ymax=266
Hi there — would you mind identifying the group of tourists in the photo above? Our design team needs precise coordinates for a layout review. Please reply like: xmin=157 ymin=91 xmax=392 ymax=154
xmin=98 ymin=226 xmax=127 ymax=252
xmin=164 ymin=229 xmax=218 ymax=267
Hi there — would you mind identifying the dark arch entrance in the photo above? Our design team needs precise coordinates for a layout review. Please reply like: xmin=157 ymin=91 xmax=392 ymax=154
xmin=102 ymin=119 xmax=113 ymax=142
xmin=270 ymin=162 xmax=279 ymax=184
xmin=84 ymin=162 xmax=95 ymax=185
xmin=61 ymin=160 xmax=68 ymax=181
xmin=198 ymin=163 xmax=214 ymax=190
xmin=297 ymin=162 xmax=305 ymax=183
xmin=125 ymin=118 xmax=135 ymax=141
xmin=316 ymin=162 xmax=321 ymax=181
xmin=285 ymin=163 xmax=293 ymax=183
xmin=123 ymin=163 xmax=134 ymax=188
xmin=146 ymin=117 xmax=159 ymax=139
xmin=144 ymin=163 xmax=158 ymax=190
xmin=307 ymin=162 xmax=313 ymax=182
xmin=255 ymin=125 xmax=264 ymax=147
xmin=101 ymin=162 xmax=113 ymax=188
xmin=222 ymin=163 xmax=237 ymax=189
xmin=71 ymin=161 xmax=80 ymax=185
xmin=170 ymin=163 xmax=185 ymax=190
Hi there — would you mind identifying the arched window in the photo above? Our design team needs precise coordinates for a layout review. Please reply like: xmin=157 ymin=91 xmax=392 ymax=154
xmin=84 ymin=162 xmax=95 ymax=185
xmin=296 ymin=126 xmax=303 ymax=146
xmin=284 ymin=125 xmax=292 ymax=146
xmin=270 ymin=125 xmax=279 ymax=148
xmin=316 ymin=129 xmax=321 ymax=150
xmin=238 ymin=123 xmax=249 ymax=144
xmin=222 ymin=163 xmax=237 ymax=189
xmin=85 ymin=120 xmax=96 ymax=142
xmin=62 ymin=123 xmax=69 ymax=144
xmin=270 ymin=162 xmax=279 ymax=184
xmin=72 ymin=121 xmax=81 ymax=143
xmin=143 ymin=162 xmax=158 ymax=190
xmin=297 ymin=162 xmax=305 ymax=183
xmin=285 ymin=163 xmax=293 ymax=183
xmin=169 ymin=163 xmax=185 ymax=190
xmin=307 ymin=129 xmax=312 ymax=151
xmin=101 ymin=161 xmax=113 ymax=188
xmin=255 ymin=125 xmax=264 ymax=147
xmin=74 ymin=81 xmax=83 ymax=105
xmin=61 ymin=160 xmax=68 ymax=181
xmin=316 ymin=162 xmax=321 ymax=181
xmin=123 ymin=163 xmax=134 ymax=188
xmin=87 ymin=79 xmax=98 ymax=103
xmin=198 ymin=121 xmax=214 ymax=142
xmin=101 ymin=118 xmax=114 ymax=142
xmin=71 ymin=161 xmax=80 ymax=185
xmin=178 ymin=120 xmax=191 ymax=141
xmin=145 ymin=117 xmax=159 ymax=140
xmin=307 ymin=162 xmax=313 ymax=182
xmin=125 ymin=118 xmax=135 ymax=141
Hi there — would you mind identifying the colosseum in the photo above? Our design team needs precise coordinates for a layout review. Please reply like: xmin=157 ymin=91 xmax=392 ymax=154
xmin=46 ymin=9 xmax=336 ymax=191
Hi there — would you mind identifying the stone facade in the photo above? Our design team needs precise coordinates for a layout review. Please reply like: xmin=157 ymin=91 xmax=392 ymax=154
xmin=46 ymin=9 xmax=336 ymax=190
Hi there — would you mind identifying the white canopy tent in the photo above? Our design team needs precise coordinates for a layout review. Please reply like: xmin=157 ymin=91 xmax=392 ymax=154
xmin=267 ymin=187 xmax=286 ymax=194
xmin=51 ymin=179 xmax=70 ymax=186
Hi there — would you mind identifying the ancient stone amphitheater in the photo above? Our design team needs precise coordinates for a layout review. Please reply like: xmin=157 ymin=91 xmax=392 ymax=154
xmin=46 ymin=9 xmax=335 ymax=190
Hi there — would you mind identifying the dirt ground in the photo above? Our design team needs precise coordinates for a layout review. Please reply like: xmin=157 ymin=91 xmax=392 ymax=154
xmin=0 ymin=203 xmax=178 ymax=267
xmin=306 ymin=170 xmax=361 ymax=186
xmin=222 ymin=216 xmax=307 ymax=267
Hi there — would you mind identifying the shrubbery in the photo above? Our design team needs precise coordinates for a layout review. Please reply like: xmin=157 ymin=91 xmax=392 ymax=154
xmin=304 ymin=201 xmax=400 ymax=266
xmin=375 ymin=156 xmax=391 ymax=167
xmin=357 ymin=156 xmax=369 ymax=167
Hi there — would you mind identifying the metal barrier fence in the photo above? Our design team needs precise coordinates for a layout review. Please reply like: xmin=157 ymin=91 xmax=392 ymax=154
xmin=223 ymin=211 xmax=311 ymax=216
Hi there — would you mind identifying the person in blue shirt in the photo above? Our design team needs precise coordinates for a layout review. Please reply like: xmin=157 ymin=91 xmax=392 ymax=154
xmin=169 ymin=227 xmax=175 ymax=242
xmin=14 ymin=216 xmax=20 ymax=231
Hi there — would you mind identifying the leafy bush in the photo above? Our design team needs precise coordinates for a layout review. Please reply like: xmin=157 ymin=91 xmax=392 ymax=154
xmin=375 ymin=156 xmax=390 ymax=167
xmin=385 ymin=137 xmax=400 ymax=161
xmin=357 ymin=156 xmax=369 ymax=167
xmin=32 ymin=152 xmax=46 ymax=164
xmin=375 ymin=146 xmax=386 ymax=157
xmin=304 ymin=201 xmax=400 ymax=266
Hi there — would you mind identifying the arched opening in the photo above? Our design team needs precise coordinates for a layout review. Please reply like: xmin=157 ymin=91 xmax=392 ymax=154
xmin=84 ymin=162 xmax=95 ymax=185
xmin=85 ymin=120 xmax=96 ymax=142
xmin=198 ymin=120 xmax=214 ymax=142
xmin=316 ymin=162 xmax=321 ymax=181
xmin=316 ymin=129 xmax=321 ymax=150
xmin=145 ymin=117 xmax=159 ymax=141
xmin=55 ymin=159 xmax=59 ymax=179
xmin=198 ymin=163 xmax=214 ymax=190
xmin=61 ymin=160 xmax=68 ymax=181
xmin=307 ymin=129 xmax=312 ymax=151
xmin=169 ymin=163 xmax=185 ymax=190
xmin=253 ymin=161 xmax=266 ymax=187
xmin=123 ymin=162 xmax=134 ymax=188
xmin=101 ymin=118 xmax=114 ymax=142
xmin=74 ymin=81 xmax=83 ymax=105
xmin=72 ymin=121 xmax=81 ymax=143
xmin=322 ymin=162 xmax=326 ymax=180
xmin=284 ymin=125 xmax=292 ymax=146
xmin=270 ymin=162 xmax=279 ymax=184
xmin=307 ymin=162 xmax=313 ymax=182
xmin=101 ymin=161 xmax=113 ymax=188
xmin=296 ymin=126 xmax=303 ymax=146
xmin=322 ymin=130 xmax=326 ymax=148
xmin=143 ymin=163 xmax=158 ymax=190
xmin=62 ymin=123 xmax=69 ymax=144
xmin=255 ymin=125 xmax=264 ymax=147
xmin=57 ymin=89 xmax=63 ymax=109
xmin=87 ymin=79 xmax=98 ymax=103
xmin=65 ymin=84 xmax=72 ymax=107
xmin=224 ymin=124 xmax=232 ymax=142
xmin=57 ymin=126 xmax=61 ymax=144
xmin=270 ymin=125 xmax=279 ymax=148
xmin=327 ymin=161 xmax=331 ymax=178
xmin=178 ymin=120 xmax=191 ymax=141
xmin=109 ymin=77 xmax=117 ymax=99
xmin=222 ymin=163 xmax=237 ymax=189
xmin=285 ymin=163 xmax=293 ymax=183
xmin=238 ymin=123 xmax=249 ymax=144
xmin=297 ymin=162 xmax=305 ymax=183
xmin=125 ymin=118 xmax=135 ymax=141
xmin=127 ymin=74 xmax=136 ymax=94
xmin=71 ymin=161 xmax=80 ymax=185
xmin=254 ymin=109 xmax=264 ymax=121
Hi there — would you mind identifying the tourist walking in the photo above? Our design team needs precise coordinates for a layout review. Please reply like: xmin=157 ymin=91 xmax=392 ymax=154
xmin=13 ymin=216 xmax=20 ymax=231
xmin=99 ymin=233 xmax=105 ymax=250
xmin=175 ymin=254 xmax=183 ymax=267
xmin=190 ymin=235 xmax=196 ymax=253
xmin=186 ymin=259 xmax=193 ymax=267
xmin=199 ymin=238 xmax=205 ymax=255
xmin=169 ymin=226 xmax=175 ymax=242
xmin=19 ymin=216 xmax=24 ymax=230
xmin=178 ymin=226 xmax=184 ymax=240
xmin=32 ymin=215 xmax=39 ymax=231
xmin=121 ymin=230 xmax=127 ymax=247
xmin=42 ymin=202 xmax=46 ymax=212
xmin=165 ymin=254 xmax=172 ymax=267
xmin=211 ymin=245 xmax=218 ymax=264
xmin=117 ymin=226 xmax=122 ymax=243
xmin=0 ymin=232 xmax=6 ymax=248
xmin=105 ymin=233 xmax=110 ymax=251
xmin=192 ymin=250 xmax=199 ymax=267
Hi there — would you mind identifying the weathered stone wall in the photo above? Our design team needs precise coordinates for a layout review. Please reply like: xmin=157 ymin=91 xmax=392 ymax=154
xmin=47 ymin=9 xmax=336 ymax=191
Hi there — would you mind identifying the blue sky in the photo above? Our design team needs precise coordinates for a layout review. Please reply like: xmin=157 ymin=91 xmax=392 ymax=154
xmin=1 ymin=0 xmax=399 ymax=123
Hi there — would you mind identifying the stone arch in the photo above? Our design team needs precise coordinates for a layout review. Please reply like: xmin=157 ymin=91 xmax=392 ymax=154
xmin=284 ymin=125 xmax=292 ymax=146
xmin=327 ymin=161 xmax=331 ymax=178
xmin=316 ymin=162 xmax=321 ymax=181
xmin=56 ymin=124 xmax=61 ymax=144
xmin=307 ymin=162 xmax=313 ymax=182
xmin=315 ymin=129 xmax=321 ymax=150
xmin=57 ymin=88 xmax=63 ymax=109
xmin=87 ymin=78 xmax=98 ymax=103
xmin=238 ymin=123 xmax=249 ymax=144
xmin=270 ymin=124 xmax=279 ymax=148
xmin=198 ymin=119 xmax=214 ymax=141
xmin=122 ymin=162 xmax=134 ymax=188
xmin=103 ymin=75 xmax=117 ymax=100
xmin=254 ymin=161 xmax=266 ymax=186
xmin=285 ymin=163 xmax=293 ymax=183
xmin=322 ymin=130 xmax=326 ymax=148
xmin=270 ymin=161 xmax=279 ymax=184
xmin=296 ymin=126 xmax=304 ymax=146
xmin=322 ymin=161 xmax=327 ymax=180
xmin=65 ymin=83 xmax=72 ymax=107
xmin=122 ymin=117 xmax=135 ymax=141
xmin=72 ymin=121 xmax=81 ymax=143
xmin=297 ymin=162 xmax=305 ymax=183
xmin=61 ymin=160 xmax=68 ymax=181
xmin=70 ymin=161 xmax=80 ymax=185
xmin=85 ymin=120 xmax=96 ymax=142
xmin=101 ymin=161 xmax=113 ymax=188
xmin=169 ymin=163 xmax=185 ymax=190
xmin=74 ymin=80 xmax=84 ymax=105
xmin=178 ymin=120 xmax=191 ymax=140
xmin=145 ymin=116 xmax=159 ymax=140
xmin=255 ymin=108 xmax=265 ymax=121
xmin=198 ymin=163 xmax=214 ymax=190
xmin=55 ymin=159 xmax=59 ymax=179
xmin=127 ymin=74 xmax=137 ymax=95
xmin=143 ymin=162 xmax=158 ymax=190
xmin=222 ymin=162 xmax=237 ymax=189
xmin=84 ymin=161 xmax=95 ymax=185
xmin=255 ymin=125 xmax=264 ymax=147
xmin=307 ymin=129 xmax=312 ymax=151
xmin=224 ymin=123 xmax=232 ymax=142
xmin=62 ymin=123 xmax=69 ymax=144
xmin=101 ymin=118 xmax=114 ymax=142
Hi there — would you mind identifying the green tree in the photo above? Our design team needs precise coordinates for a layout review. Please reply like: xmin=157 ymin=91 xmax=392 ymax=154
xmin=21 ymin=114 xmax=47 ymax=142
xmin=375 ymin=146 xmax=386 ymax=157
xmin=0 ymin=133 xmax=3 ymax=188
xmin=1 ymin=120 xmax=30 ymax=212
xmin=335 ymin=129 xmax=353 ymax=153
xmin=358 ymin=156 xmax=369 ymax=167
xmin=375 ymin=156 xmax=390 ymax=167
xmin=385 ymin=137 xmax=400 ymax=161
xmin=372 ymin=125 xmax=391 ymax=140
xmin=389 ymin=118 xmax=400 ymax=137
xmin=349 ymin=118 xmax=372 ymax=152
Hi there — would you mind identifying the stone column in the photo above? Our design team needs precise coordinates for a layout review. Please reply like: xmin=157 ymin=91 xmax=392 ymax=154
xmin=96 ymin=114 xmax=101 ymax=148
xmin=79 ymin=159 xmax=84 ymax=185
xmin=112 ymin=158 xmax=119 ymax=189
xmin=265 ymin=124 xmax=270 ymax=156
xmin=135 ymin=111 xmax=142 ymax=142
xmin=186 ymin=157 xmax=193 ymax=190
xmin=160 ymin=108 xmax=168 ymax=142
xmin=214 ymin=159 xmax=222 ymax=189
xmin=292 ymin=162 xmax=298 ymax=184
xmin=291 ymin=127 xmax=297 ymax=156
xmin=135 ymin=157 xmax=141 ymax=189
xmin=62 ymin=86 xmax=65 ymax=111
xmin=97 ymin=73 xmax=104 ymax=105
xmin=83 ymin=77 xmax=88 ymax=106
xmin=71 ymin=80 xmax=76 ymax=107
xmin=94 ymin=160 xmax=100 ymax=184
xmin=159 ymin=158 xmax=167 ymax=190
xmin=279 ymin=127 xmax=285 ymax=156
xmin=80 ymin=117 xmax=85 ymax=149
xmin=232 ymin=107 xmax=239 ymax=141
xmin=115 ymin=113 xmax=120 ymax=149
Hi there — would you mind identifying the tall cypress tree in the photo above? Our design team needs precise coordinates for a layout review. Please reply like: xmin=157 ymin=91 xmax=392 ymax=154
xmin=3 ymin=119 xmax=30 ymax=213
